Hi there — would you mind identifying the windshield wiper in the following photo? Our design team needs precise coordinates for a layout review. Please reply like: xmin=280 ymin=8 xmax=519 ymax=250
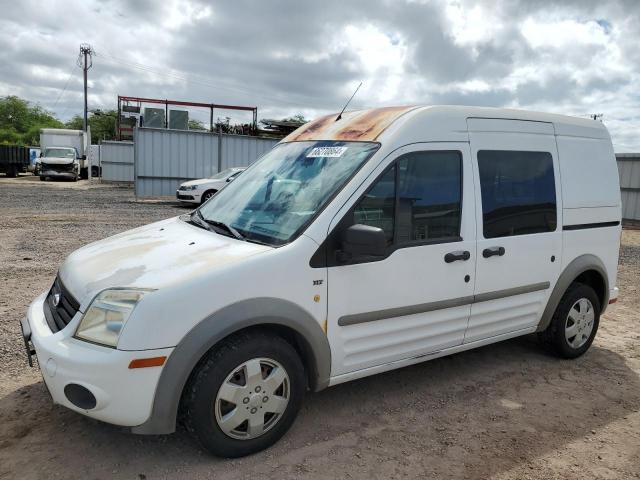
xmin=195 ymin=210 xmax=245 ymax=241
xmin=184 ymin=211 xmax=213 ymax=232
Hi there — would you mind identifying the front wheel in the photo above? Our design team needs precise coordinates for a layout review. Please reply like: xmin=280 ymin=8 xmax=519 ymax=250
xmin=539 ymin=283 xmax=601 ymax=358
xmin=200 ymin=190 xmax=217 ymax=204
xmin=182 ymin=331 xmax=305 ymax=457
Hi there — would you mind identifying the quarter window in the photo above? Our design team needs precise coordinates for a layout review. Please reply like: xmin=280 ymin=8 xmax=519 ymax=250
xmin=477 ymin=150 xmax=556 ymax=239
xmin=353 ymin=165 xmax=396 ymax=245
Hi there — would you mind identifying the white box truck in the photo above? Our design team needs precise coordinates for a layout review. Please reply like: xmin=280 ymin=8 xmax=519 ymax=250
xmin=39 ymin=128 xmax=91 ymax=181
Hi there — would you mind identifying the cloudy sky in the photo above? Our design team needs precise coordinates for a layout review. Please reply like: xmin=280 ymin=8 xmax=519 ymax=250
xmin=1 ymin=0 xmax=638 ymax=151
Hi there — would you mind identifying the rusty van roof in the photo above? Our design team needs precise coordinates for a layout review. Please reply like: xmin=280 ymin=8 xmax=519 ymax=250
xmin=282 ymin=106 xmax=419 ymax=142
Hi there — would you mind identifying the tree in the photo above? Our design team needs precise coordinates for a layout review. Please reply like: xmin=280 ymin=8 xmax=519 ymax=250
xmin=65 ymin=110 xmax=117 ymax=143
xmin=188 ymin=119 xmax=206 ymax=130
xmin=0 ymin=96 xmax=63 ymax=145
xmin=283 ymin=114 xmax=308 ymax=124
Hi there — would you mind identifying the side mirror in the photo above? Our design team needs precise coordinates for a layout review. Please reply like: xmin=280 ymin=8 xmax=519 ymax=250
xmin=39 ymin=152 xmax=43 ymax=157
xmin=340 ymin=224 xmax=387 ymax=262
xmin=81 ymin=154 xmax=87 ymax=160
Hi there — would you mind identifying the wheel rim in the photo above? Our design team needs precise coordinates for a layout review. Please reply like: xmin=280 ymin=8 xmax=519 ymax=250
xmin=565 ymin=298 xmax=595 ymax=349
xmin=204 ymin=193 xmax=213 ymax=201
xmin=214 ymin=357 xmax=290 ymax=440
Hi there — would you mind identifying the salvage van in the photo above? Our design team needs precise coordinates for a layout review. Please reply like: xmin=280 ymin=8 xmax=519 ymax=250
xmin=21 ymin=106 xmax=621 ymax=457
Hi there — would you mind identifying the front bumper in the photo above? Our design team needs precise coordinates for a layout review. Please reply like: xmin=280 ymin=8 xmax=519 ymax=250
xmin=41 ymin=169 xmax=77 ymax=179
xmin=176 ymin=190 xmax=201 ymax=203
xmin=24 ymin=293 xmax=173 ymax=428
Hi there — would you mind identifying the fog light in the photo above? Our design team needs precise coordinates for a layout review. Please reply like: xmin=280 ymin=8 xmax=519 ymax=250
xmin=64 ymin=383 xmax=97 ymax=410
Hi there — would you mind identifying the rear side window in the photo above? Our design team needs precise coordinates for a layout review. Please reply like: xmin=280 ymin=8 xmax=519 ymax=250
xmin=477 ymin=150 xmax=556 ymax=239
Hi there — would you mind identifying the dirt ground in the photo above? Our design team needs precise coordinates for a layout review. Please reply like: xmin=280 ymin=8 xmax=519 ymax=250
xmin=0 ymin=175 xmax=639 ymax=480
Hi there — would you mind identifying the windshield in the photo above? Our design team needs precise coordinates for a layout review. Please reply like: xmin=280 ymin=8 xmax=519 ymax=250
xmin=209 ymin=168 xmax=238 ymax=180
xmin=44 ymin=148 xmax=76 ymax=159
xmin=198 ymin=141 xmax=380 ymax=246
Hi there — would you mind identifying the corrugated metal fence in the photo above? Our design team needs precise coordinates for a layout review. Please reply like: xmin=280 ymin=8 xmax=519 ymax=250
xmin=617 ymin=154 xmax=640 ymax=221
xmin=101 ymin=141 xmax=134 ymax=182
xmin=134 ymin=127 xmax=278 ymax=197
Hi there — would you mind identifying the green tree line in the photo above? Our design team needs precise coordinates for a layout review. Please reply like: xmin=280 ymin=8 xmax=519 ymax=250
xmin=0 ymin=96 xmax=117 ymax=146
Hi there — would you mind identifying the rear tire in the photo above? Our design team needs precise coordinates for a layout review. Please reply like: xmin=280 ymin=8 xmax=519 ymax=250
xmin=182 ymin=331 xmax=305 ymax=458
xmin=538 ymin=283 xmax=600 ymax=359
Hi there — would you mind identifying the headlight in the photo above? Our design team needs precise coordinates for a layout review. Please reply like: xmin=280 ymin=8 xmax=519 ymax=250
xmin=75 ymin=289 xmax=150 ymax=347
xmin=181 ymin=185 xmax=198 ymax=191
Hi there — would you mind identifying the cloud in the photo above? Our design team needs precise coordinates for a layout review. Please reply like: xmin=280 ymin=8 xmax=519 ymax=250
xmin=0 ymin=0 xmax=638 ymax=150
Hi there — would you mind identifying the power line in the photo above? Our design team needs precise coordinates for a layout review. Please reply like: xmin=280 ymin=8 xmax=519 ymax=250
xmin=50 ymin=67 xmax=75 ymax=110
xmin=92 ymin=47 xmax=315 ymax=110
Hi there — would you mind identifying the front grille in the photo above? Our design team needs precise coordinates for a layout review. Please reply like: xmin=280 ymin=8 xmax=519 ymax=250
xmin=41 ymin=163 xmax=74 ymax=172
xmin=176 ymin=193 xmax=195 ymax=200
xmin=43 ymin=276 xmax=80 ymax=333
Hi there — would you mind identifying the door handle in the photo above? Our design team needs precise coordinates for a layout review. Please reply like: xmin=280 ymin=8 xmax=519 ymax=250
xmin=444 ymin=250 xmax=471 ymax=263
xmin=482 ymin=246 xmax=505 ymax=258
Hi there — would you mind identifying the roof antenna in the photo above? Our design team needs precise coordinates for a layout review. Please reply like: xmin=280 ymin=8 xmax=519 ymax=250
xmin=336 ymin=82 xmax=362 ymax=122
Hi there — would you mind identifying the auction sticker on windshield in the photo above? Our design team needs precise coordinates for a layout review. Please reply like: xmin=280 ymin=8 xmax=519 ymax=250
xmin=307 ymin=146 xmax=348 ymax=158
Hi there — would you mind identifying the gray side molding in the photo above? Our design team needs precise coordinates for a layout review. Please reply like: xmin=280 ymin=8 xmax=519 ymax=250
xmin=536 ymin=254 xmax=609 ymax=333
xmin=132 ymin=297 xmax=331 ymax=435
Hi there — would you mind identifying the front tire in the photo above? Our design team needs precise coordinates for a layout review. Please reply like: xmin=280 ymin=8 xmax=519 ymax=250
xmin=200 ymin=190 xmax=217 ymax=204
xmin=182 ymin=331 xmax=305 ymax=458
xmin=539 ymin=283 xmax=600 ymax=359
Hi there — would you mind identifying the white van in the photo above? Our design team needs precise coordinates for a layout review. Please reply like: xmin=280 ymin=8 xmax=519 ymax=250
xmin=21 ymin=106 xmax=621 ymax=457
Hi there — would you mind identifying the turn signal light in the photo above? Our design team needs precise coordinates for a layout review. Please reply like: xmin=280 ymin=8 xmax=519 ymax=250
xmin=128 ymin=356 xmax=167 ymax=369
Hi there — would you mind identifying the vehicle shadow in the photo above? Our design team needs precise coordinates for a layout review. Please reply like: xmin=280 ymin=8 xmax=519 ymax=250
xmin=0 ymin=336 xmax=638 ymax=479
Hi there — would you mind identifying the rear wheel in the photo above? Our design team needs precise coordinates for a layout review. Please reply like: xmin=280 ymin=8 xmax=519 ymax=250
xmin=539 ymin=283 xmax=600 ymax=358
xmin=182 ymin=331 xmax=305 ymax=458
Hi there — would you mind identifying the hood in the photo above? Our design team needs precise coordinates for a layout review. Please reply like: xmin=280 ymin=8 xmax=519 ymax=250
xmin=180 ymin=178 xmax=221 ymax=187
xmin=41 ymin=156 xmax=76 ymax=165
xmin=59 ymin=216 xmax=272 ymax=306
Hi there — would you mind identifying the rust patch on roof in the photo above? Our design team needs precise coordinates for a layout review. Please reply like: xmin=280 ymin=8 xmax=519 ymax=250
xmin=283 ymin=106 xmax=419 ymax=142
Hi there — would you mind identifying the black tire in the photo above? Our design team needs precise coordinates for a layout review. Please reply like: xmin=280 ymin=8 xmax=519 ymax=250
xmin=200 ymin=190 xmax=217 ymax=205
xmin=39 ymin=176 xmax=47 ymax=181
xmin=6 ymin=166 xmax=17 ymax=178
xmin=182 ymin=331 xmax=305 ymax=458
xmin=538 ymin=283 xmax=601 ymax=359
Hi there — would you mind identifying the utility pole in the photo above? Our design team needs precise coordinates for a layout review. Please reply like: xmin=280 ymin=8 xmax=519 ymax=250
xmin=78 ymin=44 xmax=93 ymax=133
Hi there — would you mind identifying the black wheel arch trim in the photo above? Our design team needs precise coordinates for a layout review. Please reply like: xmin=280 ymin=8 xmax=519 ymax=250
xmin=536 ymin=254 xmax=609 ymax=333
xmin=131 ymin=297 xmax=331 ymax=435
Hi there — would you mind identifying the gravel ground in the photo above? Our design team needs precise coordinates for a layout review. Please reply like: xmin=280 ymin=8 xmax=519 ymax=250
xmin=0 ymin=175 xmax=639 ymax=480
